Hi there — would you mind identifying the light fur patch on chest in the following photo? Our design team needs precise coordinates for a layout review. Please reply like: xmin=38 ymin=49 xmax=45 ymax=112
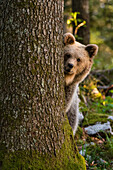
xmin=65 ymin=74 xmax=75 ymax=86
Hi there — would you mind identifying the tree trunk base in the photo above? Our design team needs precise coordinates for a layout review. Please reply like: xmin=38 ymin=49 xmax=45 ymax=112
xmin=0 ymin=118 xmax=86 ymax=170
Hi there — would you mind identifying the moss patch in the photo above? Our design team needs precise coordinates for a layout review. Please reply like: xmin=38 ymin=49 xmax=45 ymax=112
xmin=83 ymin=113 xmax=108 ymax=127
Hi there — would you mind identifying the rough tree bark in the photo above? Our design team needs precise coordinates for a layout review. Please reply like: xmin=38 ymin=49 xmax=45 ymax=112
xmin=72 ymin=0 xmax=90 ymax=44
xmin=0 ymin=0 xmax=86 ymax=169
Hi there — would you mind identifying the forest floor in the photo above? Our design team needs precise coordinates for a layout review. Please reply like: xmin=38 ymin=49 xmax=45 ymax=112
xmin=75 ymin=74 xmax=113 ymax=170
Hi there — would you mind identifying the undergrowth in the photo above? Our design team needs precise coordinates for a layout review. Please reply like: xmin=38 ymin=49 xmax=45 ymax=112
xmin=76 ymin=76 xmax=113 ymax=170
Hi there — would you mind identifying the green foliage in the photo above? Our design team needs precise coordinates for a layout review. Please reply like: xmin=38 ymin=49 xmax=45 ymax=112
xmin=67 ymin=12 xmax=86 ymax=38
xmin=86 ymin=145 xmax=110 ymax=169
xmin=67 ymin=12 xmax=80 ymax=26
xmin=90 ymin=0 xmax=113 ymax=69
xmin=91 ymin=30 xmax=113 ymax=70
xmin=80 ymin=80 xmax=113 ymax=116
xmin=90 ymin=97 xmax=113 ymax=114
xmin=90 ymin=0 xmax=113 ymax=47
xmin=83 ymin=134 xmax=113 ymax=170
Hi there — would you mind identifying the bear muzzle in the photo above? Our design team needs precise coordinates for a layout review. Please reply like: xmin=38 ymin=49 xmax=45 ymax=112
xmin=64 ymin=63 xmax=74 ymax=74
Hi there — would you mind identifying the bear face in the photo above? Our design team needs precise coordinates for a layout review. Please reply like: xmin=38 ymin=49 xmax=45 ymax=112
xmin=64 ymin=33 xmax=98 ymax=86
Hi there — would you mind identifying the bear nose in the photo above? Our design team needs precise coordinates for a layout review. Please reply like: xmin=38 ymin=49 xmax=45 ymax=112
xmin=68 ymin=63 xmax=73 ymax=69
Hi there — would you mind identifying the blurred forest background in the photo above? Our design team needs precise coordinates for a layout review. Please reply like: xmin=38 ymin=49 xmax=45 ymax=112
xmin=64 ymin=0 xmax=113 ymax=169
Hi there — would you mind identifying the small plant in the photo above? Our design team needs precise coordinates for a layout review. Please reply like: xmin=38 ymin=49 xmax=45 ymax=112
xmin=67 ymin=12 xmax=86 ymax=37
xmin=80 ymin=78 xmax=113 ymax=115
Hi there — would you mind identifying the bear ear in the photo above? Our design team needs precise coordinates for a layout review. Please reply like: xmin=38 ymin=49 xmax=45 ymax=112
xmin=63 ymin=33 xmax=75 ymax=46
xmin=85 ymin=44 xmax=98 ymax=58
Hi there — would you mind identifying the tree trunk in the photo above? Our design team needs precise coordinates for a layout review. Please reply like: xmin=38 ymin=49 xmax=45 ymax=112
xmin=0 ymin=0 xmax=86 ymax=169
xmin=72 ymin=0 xmax=90 ymax=44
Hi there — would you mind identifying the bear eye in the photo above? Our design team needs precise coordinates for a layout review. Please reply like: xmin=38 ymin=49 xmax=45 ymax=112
xmin=65 ymin=54 xmax=71 ymax=58
xmin=77 ymin=58 xmax=80 ymax=62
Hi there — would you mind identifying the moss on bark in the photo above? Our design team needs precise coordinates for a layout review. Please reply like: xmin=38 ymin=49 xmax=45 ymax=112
xmin=0 ymin=118 xmax=86 ymax=170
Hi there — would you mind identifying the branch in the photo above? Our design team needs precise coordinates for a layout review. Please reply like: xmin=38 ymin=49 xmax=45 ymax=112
xmin=91 ymin=69 xmax=113 ymax=85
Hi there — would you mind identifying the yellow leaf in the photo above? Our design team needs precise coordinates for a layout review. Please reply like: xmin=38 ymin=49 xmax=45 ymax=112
xmin=103 ymin=101 xmax=106 ymax=106
xmin=83 ymin=85 xmax=87 ymax=88
xmin=67 ymin=20 xmax=71 ymax=25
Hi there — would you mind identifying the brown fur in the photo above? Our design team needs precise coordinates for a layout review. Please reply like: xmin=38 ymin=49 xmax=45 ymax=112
xmin=64 ymin=33 xmax=98 ymax=134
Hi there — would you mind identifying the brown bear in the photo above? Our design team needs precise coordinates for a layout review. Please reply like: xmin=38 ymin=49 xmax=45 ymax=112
xmin=64 ymin=33 xmax=98 ymax=135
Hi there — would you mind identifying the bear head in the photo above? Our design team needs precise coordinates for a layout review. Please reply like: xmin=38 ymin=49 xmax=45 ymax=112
xmin=64 ymin=33 xmax=98 ymax=86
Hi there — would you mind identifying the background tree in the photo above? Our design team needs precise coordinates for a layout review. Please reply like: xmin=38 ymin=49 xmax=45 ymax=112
xmin=72 ymin=0 xmax=90 ymax=44
xmin=90 ymin=0 xmax=113 ymax=70
xmin=0 ymin=0 xmax=86 ymax=169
